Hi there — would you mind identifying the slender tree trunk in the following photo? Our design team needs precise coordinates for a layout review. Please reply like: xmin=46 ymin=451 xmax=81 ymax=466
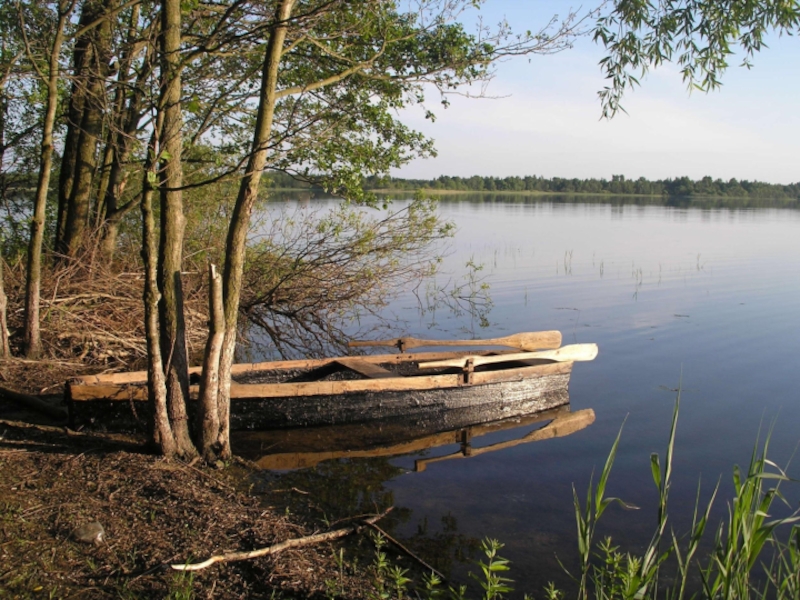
xmin=141 ymin=132 xmax=177 ymax=456
xmin=0 ymin=260 xmax=10 ymax=359
xmin=0 ymin=86 xmax=7 ymax=212
xmin=98 ymin=18 xmax=153 ymax=261
xmin=157 ymin=0 xmax=195 ymax=458
xmin=94 ymin=132 xmax=115 ymax=227
xmin=22 ymin=1 xmax=74 ymax=357
xmin=196 ymin=263 xmax=224 ymax=460
xmin=215 ymin=0 xmax=295 ymax=459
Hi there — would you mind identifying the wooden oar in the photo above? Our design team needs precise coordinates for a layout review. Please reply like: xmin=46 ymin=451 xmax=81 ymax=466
xmin=417 ymin=343 xmax=598 ymax=370
xmin=348 ymin=330 xmax=562 ymax=352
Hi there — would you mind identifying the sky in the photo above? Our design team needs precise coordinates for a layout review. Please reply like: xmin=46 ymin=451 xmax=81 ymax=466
xmin=395 ymin=1 xmax=800 ymax=185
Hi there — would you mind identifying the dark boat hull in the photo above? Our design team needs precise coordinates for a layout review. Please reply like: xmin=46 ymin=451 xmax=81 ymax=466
xmin=66 ymin=353 xmax=574 ymax=431
xmin=230 ymin=370 xmax=570 ymax=429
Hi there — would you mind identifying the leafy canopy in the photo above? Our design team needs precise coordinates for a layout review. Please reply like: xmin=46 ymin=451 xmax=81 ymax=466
xmin=594 ymin=0 xmax=800 ymax=117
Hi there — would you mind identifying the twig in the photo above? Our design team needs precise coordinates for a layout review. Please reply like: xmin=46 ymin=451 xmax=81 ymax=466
xmin=363 ymin=521 xmax=447 ymax=582
xmin=270 ymin=486 xmax=310 ymax=495
xmin=171 ymin=507 xmax=393 ymax=572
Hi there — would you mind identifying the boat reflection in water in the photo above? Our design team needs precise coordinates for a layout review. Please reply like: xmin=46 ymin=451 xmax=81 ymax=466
xmin=235 ymin=397 xmax=595 ymax=581
xmin=233 ymin=400 xmax=595 ymax=472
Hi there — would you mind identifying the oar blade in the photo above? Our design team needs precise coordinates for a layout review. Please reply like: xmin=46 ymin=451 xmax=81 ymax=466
xmin=509 ymin=331 xmax=562 ymax=351
xmin=417 ymin=343 xmax=598 ymax=370
xmin=549 ymin=343 xmax=598 ymax=363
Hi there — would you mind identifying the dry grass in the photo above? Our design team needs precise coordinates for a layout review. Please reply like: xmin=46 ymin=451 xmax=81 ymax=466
xmin=2 ymin=256 xmax=209 ymax=384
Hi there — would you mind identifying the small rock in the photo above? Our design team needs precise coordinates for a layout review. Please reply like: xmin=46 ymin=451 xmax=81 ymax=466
xmin=72 ymin=521 xmax=105 ymax=544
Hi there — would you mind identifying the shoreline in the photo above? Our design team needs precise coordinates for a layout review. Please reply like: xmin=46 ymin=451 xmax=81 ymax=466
xmin=268 ymin=187 xmax=799 ymax=203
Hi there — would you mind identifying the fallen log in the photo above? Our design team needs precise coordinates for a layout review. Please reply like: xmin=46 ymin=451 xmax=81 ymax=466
xmin=0 ymin=386 xmax=68 ymax=420
xmin=171 ymin=507 xmax=393 ymax=572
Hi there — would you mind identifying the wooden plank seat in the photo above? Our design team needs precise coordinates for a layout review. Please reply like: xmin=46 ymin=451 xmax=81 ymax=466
xmin=334 ymin=358 xmax=397 ymax=379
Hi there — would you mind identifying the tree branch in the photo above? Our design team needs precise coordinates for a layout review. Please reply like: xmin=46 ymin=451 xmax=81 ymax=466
xmin=171 ymin=507 xmax=393 ymax=572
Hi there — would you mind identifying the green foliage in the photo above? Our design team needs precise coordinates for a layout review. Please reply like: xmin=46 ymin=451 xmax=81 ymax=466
xmin=470 ymin=539 xmax=514 ymax=600
xmin=174 ymin=0 xmax=589 ymax=206
xmin=367 ymin=533 xmax=516 ymax=600
xmin=594 ymin=0 xmax=800 ymax=117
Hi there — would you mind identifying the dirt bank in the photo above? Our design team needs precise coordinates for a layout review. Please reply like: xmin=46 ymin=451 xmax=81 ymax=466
xmin=0 ymin=366 xmax=381 ymax=599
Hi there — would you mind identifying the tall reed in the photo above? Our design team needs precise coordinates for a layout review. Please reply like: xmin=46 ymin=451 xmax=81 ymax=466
xmin=361 ymin=391 xmax=800 ymax=600
xmin=565 ymin=391 xmax=800 ymax=600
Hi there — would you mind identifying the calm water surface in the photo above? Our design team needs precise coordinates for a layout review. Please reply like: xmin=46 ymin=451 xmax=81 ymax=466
xmin=238 ymin=195 xmax=800 ymax=594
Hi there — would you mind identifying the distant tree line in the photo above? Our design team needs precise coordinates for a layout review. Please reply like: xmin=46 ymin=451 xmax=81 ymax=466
xmin=345 ymin=174 xmax=800 ymax=200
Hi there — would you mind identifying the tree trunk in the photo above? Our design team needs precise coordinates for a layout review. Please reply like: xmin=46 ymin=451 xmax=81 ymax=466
xmin=0 ymin=260 xmax=10 ymax=359
xmin=196 ymin=263 xmax=224 ymax=461
xmin=60 ymin=0 xmax=116 ymax=259
xmin=55 ymin=0 xmax=96 ymax=254
xmin=215 ymin=0 xmax=295 ymax=459
xmin=156 ymin=0 xmax=195 ymax=458
xmin=141 ymin=133 xmax=177 ymax=456
xmin=22 ymin=1 xmax=74 ymax=357
xmin=0 ymin=82 xmax=7 ymax=218
xmin=98 ymin=17 xmax=153 ymax=261
xmin=93 ymin=133 xmax=115 ymax=228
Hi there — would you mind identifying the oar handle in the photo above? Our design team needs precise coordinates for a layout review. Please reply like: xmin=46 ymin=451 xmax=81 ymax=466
xmin=348 ymin=339 xmax=403 ymax=348
xmin=348 ymin=337 xmax=477 ymax=352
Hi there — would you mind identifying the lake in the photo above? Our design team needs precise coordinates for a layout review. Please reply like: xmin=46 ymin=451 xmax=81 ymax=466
xmin=235 ymin=193 xmax=800 ymax=595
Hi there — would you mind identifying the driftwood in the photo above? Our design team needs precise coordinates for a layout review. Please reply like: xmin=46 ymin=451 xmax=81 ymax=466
xmin=0 ymin=386 xmax=68 ymax=420
xmin=171 ymin=507 xmax=393 ymax=572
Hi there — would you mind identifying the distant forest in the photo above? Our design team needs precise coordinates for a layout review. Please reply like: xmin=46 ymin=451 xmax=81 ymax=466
xmin=270 ymin=172 xmax=800 ymax=200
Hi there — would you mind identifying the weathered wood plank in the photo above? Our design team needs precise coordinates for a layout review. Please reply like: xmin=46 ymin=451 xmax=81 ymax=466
xmin=334 ymin=359 xmax=396 ymax=379
xmin=70 ymin=350 xmax=525 ymax=385
xmin=471 ymin=361 xmax=572 ymax=385
xmin=68 ymin=362 xmax=571 ymax=402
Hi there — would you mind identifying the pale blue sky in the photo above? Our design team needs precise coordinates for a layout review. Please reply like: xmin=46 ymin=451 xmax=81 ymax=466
xmin=396 ymin=1 xmax=800 ymax=184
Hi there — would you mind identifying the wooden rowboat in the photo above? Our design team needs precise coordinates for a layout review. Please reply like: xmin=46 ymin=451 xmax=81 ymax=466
xmin=66 ymin=331 xmax=597 ymax=431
